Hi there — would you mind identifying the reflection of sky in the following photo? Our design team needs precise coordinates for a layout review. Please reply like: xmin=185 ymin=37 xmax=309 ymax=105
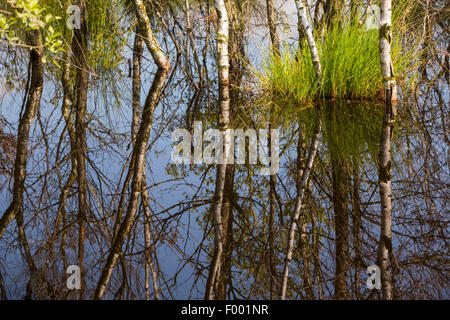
xmin=0 ymin=85 xmax=200 ymax=299
xmin=0 ymin=41 xmax=211 ymax=298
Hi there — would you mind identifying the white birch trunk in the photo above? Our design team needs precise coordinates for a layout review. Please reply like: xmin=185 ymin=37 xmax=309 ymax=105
xmin=377 ymin=0 xmax=397 ymax=300
xmin=279 ymin=0 xmax=324 ymax=300
xmin=379 ymin=0 xmax=397 ymax=102
xmin=204 ymin=0 xmax=230 ymax=300
xmin=280 ymin=117 xmax=322 ymax=300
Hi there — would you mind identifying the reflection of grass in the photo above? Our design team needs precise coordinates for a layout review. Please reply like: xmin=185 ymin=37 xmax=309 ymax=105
xmin=263 ymin=101 xmax=384 ymax=167
xmin=322 ymin=101 xmax=383 ymax=165
xmin=258 ymin=3 xmax=420 ymax=111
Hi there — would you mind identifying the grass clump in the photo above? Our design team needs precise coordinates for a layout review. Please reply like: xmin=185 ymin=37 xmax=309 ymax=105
xmin=258 ymin=4 xmax=420 ymax=111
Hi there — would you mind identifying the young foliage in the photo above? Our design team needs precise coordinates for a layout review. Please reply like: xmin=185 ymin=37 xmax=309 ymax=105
xmin=0 ymin=0 xmax=63 ymax=62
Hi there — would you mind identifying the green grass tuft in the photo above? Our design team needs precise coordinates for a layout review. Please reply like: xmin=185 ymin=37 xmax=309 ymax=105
xmin=258 ymin=4 xmax=420 ymax=111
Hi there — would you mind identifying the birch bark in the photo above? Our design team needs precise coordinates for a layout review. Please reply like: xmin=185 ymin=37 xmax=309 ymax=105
xmin=205 ymin=0 xmax=230 ymax=300
xmin=295 ymin=0 xmax=322 ymax=83
xmin=377 ymin=0 xmax=397 ymax=300
xmin=281 ymin=116 xmax=322 ymax=300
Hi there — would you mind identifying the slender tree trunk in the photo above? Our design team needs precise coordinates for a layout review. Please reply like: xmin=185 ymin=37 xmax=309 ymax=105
xmin=215 ymin=165 xmax=234 ymax=300
xmin=0 ymin=30 xmax=44 ymax=240
xmin=419 ymin=0 xmax=431 ymax=79
xmin=377 ymin=0 xmax=397 ymax=300
xmin=280 ymin=115 xmax=322 ymax=300
xmin=280 ymin=1 xmax=323 ymax=300
xmin=295 ymin=0 xmax=322 ymax=83
xmin=72 ymin=0 xmax=89 ymax=299
xmin=331 ymin=155 xmax=349 ymax=299
xmin=94 ymin=0 xmax=170 ymax=299
xmin=352 ymin=165 xmax=362 ymax=300
xmin=313 ymin=0 xmax=323 ymax=30
xmin=312 ymin=195 xmax=323 ymax=299
xmin=266 ymin=0 xmax=281 ymax=299
xmin=205 ymin=0 xmax=230 ymax=300
xmin=215 ymin=0 xmax=247 ymax=299
xmin=266 ymin=0 xmax=280 ymax=54
xmin=267 ymin=128 xmax=279 ymax=299
xmin=294 ymin=3 xmax=316 ymax=296
xmin=296 ymin=128 xmax=314 ymax=299
xmin=268 ymin=168 xmax=277 ymax=299
xmin=323 ymin=0 xmax=338 ymax=28
xmin=17 ymin=208 xmax=39 ymax=299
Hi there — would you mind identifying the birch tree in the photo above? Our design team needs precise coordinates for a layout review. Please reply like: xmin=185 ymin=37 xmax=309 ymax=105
xmin=266 ymin=0 xmax=280 ymax=55
xmin=204 ymin=0 xmax=230 ymax=300
xmin=94 ymin=0 xmax=171 ymax=299
xmin=295 ymin=0 xmax=322 ymax=83
xmin=280 ymin=0 xmax=322 ymax=300
xmin=377 ymin=0 xmax=398 ymax=300
xmin=280 ymin=115 xmax=322 ymax=300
